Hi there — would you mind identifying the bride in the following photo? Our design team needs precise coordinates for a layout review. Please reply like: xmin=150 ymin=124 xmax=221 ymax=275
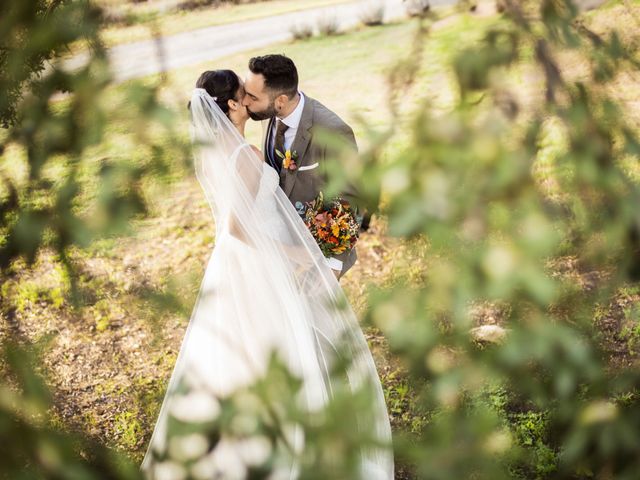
xmin=140 ymin=70 xmax=394 ymax=479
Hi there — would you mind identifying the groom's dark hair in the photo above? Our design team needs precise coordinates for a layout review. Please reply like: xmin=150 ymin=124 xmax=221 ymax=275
xmin=248 ymin=54 xmax=298 ymax=99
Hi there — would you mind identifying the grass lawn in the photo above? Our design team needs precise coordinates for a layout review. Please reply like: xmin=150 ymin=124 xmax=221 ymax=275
xmin=94 ymin=0 xmax=355 ymax=48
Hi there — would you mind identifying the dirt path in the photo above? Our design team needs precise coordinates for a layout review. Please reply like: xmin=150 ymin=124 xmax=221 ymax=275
xmin=64 ymin=0 xmax=458 ymax=83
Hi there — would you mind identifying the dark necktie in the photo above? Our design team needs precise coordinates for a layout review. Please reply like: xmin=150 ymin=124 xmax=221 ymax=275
xmin=273 ymin=120 xmax=289 ymax=172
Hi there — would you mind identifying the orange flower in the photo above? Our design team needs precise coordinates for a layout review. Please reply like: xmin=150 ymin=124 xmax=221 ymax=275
xmin=277 ymin=149 xmax=298 ymax=171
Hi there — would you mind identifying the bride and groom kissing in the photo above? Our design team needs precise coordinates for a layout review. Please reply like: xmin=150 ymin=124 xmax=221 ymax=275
xmin=195 ymin=53 xmax=360 ymax=279
xmin=141 ymin=54 xmax=393 ymax=479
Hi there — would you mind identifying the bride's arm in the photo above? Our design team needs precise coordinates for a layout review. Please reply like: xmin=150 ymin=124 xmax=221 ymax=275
xmin=228 ymin=145 xmax=315 ymax=267
xmin=250 ymin=145 xmax=264 ymax=161
xmin=228 ymin=144 xmax=261 ymax=243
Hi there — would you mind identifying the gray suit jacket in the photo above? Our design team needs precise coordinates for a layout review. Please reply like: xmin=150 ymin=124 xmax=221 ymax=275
xmin=262 ymin=94 xmax=360 ymax=277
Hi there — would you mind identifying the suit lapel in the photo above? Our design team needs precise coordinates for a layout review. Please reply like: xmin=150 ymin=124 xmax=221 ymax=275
xmin=282 ymin=96 xmax=314 ymax=197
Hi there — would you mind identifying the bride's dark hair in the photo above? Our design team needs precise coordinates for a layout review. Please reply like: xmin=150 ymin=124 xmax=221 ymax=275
xmin=191 ymin=70 xmax=240 ymax=117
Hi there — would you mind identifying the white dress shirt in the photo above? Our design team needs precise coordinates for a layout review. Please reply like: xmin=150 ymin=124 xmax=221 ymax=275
xmin=270 ymin=91 xmax=305 ymax=153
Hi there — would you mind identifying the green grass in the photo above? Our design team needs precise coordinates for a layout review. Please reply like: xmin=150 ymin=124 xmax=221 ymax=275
xmin=95 ymin=0 xmax=354 ymax=48
xmin=602 ymin=0 xmax=640 ymax=8
xmin=114 ymin=410 xmax=143 ymax=450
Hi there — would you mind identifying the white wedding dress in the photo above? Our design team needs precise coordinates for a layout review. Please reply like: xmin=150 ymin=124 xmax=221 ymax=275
xmin=140 ymin=88 xmax=393 ymax=479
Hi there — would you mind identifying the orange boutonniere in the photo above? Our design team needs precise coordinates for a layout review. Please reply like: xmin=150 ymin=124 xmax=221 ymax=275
xmin=276 ymin=149 xmax=298 ymax=171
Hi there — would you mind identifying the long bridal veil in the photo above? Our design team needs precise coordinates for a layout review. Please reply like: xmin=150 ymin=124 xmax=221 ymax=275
xmin=140 ymin=88 xmax=393 ymax=479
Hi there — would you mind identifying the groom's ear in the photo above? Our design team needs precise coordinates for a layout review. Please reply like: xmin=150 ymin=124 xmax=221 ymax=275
xmin=274 ymin=93 xmax=288 ymax=112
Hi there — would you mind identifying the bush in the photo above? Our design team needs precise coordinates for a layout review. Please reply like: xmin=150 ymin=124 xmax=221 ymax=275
xmin=290 ymin=22 xmax=314 ymax=40
xmin=403 ymin=0 xmax=430 ymax=17
xmin=317 ymin=14 xmax=340 ymax=36
xmin=360 ymin=2 xmax=385 ymax=26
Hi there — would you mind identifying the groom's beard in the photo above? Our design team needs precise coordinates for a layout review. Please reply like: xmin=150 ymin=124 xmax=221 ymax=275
xmin=247 ymin=104 xmax=277 ymax=121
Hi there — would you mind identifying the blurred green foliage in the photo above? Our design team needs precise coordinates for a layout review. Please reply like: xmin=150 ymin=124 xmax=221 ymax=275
xmin=0 ymin=0 xmax=188 ymax=283
xmin=1 ymin=0 xmax=187 ymax=477
xmin=347 ymin=0 xmax=640 ymax=478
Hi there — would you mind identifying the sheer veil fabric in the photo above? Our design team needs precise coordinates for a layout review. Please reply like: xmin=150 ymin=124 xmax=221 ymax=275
xmin=140 ymin=88 xmax=394 ymax=479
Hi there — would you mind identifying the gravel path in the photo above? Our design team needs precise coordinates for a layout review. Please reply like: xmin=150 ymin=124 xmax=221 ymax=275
xmin=65 ymin=0 xmax=458 ymax=82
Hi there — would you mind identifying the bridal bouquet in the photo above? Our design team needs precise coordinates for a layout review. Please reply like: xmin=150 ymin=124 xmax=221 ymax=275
xmin=304 ymin=192 xmax=360 ymax=257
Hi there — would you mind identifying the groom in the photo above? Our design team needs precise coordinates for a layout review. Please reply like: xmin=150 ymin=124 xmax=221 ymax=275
xmin=242 ymin=54 xmax=361 ymax=280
